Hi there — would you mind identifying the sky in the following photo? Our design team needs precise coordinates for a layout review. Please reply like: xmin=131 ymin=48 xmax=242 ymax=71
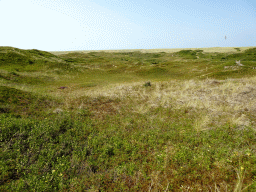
xmin=0 ymin=0 xmax=256 ymax=51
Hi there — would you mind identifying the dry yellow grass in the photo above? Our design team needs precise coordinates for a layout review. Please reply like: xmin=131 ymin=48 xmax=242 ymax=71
xmin=52 ymin=75 xmax=256 ymax=133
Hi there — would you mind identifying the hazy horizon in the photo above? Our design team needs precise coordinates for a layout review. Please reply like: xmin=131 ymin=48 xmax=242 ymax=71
xmin=1 ymin=0 xmax=256 ymax=52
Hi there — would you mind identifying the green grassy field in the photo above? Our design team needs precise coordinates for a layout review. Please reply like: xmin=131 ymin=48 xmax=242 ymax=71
xmin=1 ymin=46 xmax=256 ymax=191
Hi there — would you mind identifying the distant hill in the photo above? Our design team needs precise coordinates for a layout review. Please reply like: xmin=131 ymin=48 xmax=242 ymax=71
xmin=0 ymin=46 xmax=72 ymax=72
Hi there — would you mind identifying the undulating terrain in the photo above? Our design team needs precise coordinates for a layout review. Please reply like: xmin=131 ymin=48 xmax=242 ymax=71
xmin=1 ymin=46 xmax=256 ymax=191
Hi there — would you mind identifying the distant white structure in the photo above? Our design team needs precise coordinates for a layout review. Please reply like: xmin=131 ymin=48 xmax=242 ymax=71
xmin=236 ymin=60 xmax=244 ymax=66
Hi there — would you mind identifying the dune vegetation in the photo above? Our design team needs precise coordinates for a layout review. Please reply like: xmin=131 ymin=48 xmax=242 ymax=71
xmin=1 ymin=46 xmax=256 ymax=191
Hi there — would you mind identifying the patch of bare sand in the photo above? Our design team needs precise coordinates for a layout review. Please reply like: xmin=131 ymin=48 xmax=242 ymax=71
xmin=49 ymin=46 xmax=256 ymax=55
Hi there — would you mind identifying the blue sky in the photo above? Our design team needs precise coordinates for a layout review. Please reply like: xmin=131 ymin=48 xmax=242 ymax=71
xmin=0 ymin=0 xmax=255 ymax=51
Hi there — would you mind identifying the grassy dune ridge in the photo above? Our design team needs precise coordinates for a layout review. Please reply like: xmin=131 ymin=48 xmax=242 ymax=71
xmin=0 ymin=46 xmax=256 ymax=191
